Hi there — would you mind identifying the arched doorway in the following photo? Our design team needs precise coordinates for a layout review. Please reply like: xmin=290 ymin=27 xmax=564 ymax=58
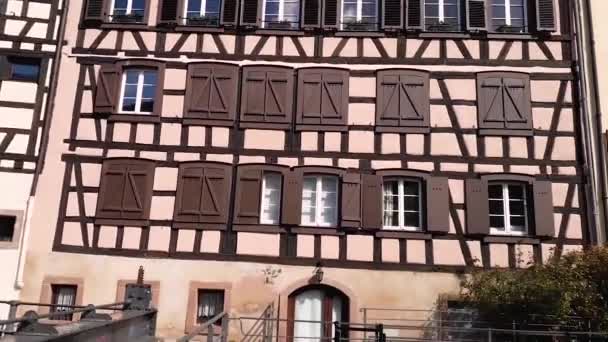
xmin=287 ymin=284 xmax=350 ymax=342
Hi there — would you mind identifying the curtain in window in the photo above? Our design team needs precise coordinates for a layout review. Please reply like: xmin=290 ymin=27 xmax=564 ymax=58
xmin=51 ymin=286 xmax=76 ymax=320
xmin=197 ymin=291 xmax=224 ymax=323
xmin=294 ymin=290 xmax=323 ymax=342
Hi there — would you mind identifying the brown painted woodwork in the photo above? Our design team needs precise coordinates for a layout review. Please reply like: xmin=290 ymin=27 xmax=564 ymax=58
xmin=94 ymin=64 xmax=120 ymax=114
xmin=376 ymin=69 xmax=430 ymax=132
xmin=84 ymin=0 xmax=106 ymax=23
xmin=174 ymin=162 xmax=233 ymax=224
xmin=406 ymin=0 xmax=423 ymax=30
xmin=533 ymin=180 xmax=555 ymax=237
xmin=426 ymin=177 xmax=449 ymax=234
xmin=477 ymin=72 xmax=532 ymax=135
xmin=96 ymin=159 xmax=155 ymax=223
xmin=234 ymin=164 xmax=288 ymax=225
xmin=361 ymin=174 xmax=383 ymax=230
xmin=184 ymin=63 xmax=238 ymax=126
xmin=466 ymin=0 xmax=487 ymax=31
xmin=240 ymin=66 xmax=294 ymax=128
xmin=158 ymin=0 xmax=179 ymax=26
xmin=240 ymin=0 xmax=260 ymax=26
xmin=465 ymin=178 xmax=490 ymax=235
xmin=281 ymin=170 xmax=303 ymax=225
xmin=296 ymin=68 xmax=349 ymax=129
xmin=382 ymin=0 xmax=403 ymax=30
xmin=535 ymin=0 xmax=556 ymax=32
xmin=341 ymin=172 xmax=361 ymax=228
xmin=221 ymin=0 xmax=239 ymax=26
xmin=302 ymin=0 xmax=321 ymax=28
xmin=322 ymin=0 xmax=339 ymax=28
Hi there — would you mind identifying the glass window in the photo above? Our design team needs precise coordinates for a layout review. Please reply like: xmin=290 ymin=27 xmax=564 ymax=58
xmin=262 ymin=0 xmax=300 ymax=29
xmin=50 ymin=285 xmax=77 ymax=321
xmin=260 ymin=173 xmax=282 ymax=224
xmin=8 ymin=57 xmax=40 ymax=82
xmin=301 ymin=175 xmax=338 ymax=227
xmin=197 ymin=289 xmax=224 ymax=324
xmin=491 ymin=0 xmax=527 ymax=32
xmin=341 ymin=0 xmax=378 ymax=31
xmin=424 ymin=0 xmax=460 ymax=31
xmin=184 ymin=0 xmax=221 ymax=26
xmin=110 ymin=0 xmax=146 ymax=22
xmin=488 ymin=183 xmax=528 ymax=235
xmin=0 ymin=215 xmax=16 ymax=242
xmin=119 ymin=69 xmax=157 ymax=114
xmin=383 ymin=179 xmax=422 ymax=230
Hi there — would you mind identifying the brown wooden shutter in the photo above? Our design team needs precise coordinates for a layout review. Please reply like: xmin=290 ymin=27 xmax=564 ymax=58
xmin=322 ymin=0 xmax=339 ymax=29
xmin=361 ymin=174 xmax=383 ymax=230
xmin=382 ymin=0 xmax=403 ymax=30
xmin=426 ymin=177 xmax=449 ymax=233
xmin=297 ymin=68 xmax=349 ymax=127
xmin=174 ymin=163 xmax=232 ymax=224
xmin=503 ymin=75 xmax=532 ymax=130
xmin=341 ymin=173 xmax=361 ymax=228
xmin=477 ymin=73 xmax=532 ymax=132
xmin=158 ymin=0 xmax=178 ymax=26
xmin=185 ymin=63 xmax=238 ymax=125
xmin=376 ymin=70 xmax=430 ymax=130
xmin=477 ymin=74 xmax=505 ymax=130
xmin=96 ymin=159 xmax=155 ymax=222
xmin=302 ymin=0 xmax=321 ymax=28
xmin=240 ymin=0 xmax=259 ymax=26
xmin=84 ymin=0 xmax=106 ymax=23
xmin=240 ymin=66 xmax=294 ymax=128
xmin=535 ymin=0 xmax=556 ymax=32
xmin=281 ymin=170 xmax=302 ymax=225
xmin=406 ymin=0 xmax=423 ymax=30
xmin=466 ymin=0 xmax=487 ymax=31
xmin=465 ymin=179 xmax=490 ymax=235
xmin=94 ymin=64 xmax=120 ymax=114
xmin=233 ymin=166 xmax=263 ymax=225
xmin=221 ymin=0 xmax=239 ymax=26
xmin=533 ymin=180 xmax=555 ymax=237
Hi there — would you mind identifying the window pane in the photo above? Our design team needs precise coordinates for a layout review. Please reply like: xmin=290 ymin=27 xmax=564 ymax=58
xmin=125 ymin=70 xmax=139 ymax=83
xmin=425 ymin=4 xmax=439 ymax=17
xmin=9 ymin=58 xmax=40 ymax=81
xmin=188 ymin=0 xmax=202 ymax=12
xmin=492 ymin=5 xmax=506 ymax=18
xmin=320 ymin=207 xmax=337 ymax=226
xmin=114 ymin=0 xmax=128 ymax=10
xmin=510 ymin=216 xmax=526 ymax=229
xmin=301 ymin=177 xmax=317 ymax=225
xmin=403 ymin=196 xmax=419 ymax=212
xmin=143 ymin=71 xmax=157 ymax=84
xmin=140 ymin=99 xmax=155 ymax=113
xmin=0 ymin=216 xmax=16 ymax=242
xmin=383 ymin=211 xmax=399 ymax=227
xmin=508 ymin=185 xmax=524 ymax=199
xmin=509 ymin=200 xmax=525 ymax=216
xmin=404 ymin=212 xmax=419 ymax=228
xmin=489 ymin=199 xmax=504 ymax=215
xmin=490 ymin=215 xmax=505 ymax=229
xmin=132 ymin=0 xmax=146 ymax=11
xmin=124 ymin=84 xmax=138 ymax=98
xmin=122 ymin=98 xmax=136 ymax=112
xmin=488 ymin=184 xmax=503 ymax=199
xmin=265 ymin=1 xmax=280 ymax=16
xmin=403 ymin=182 xmax=419 ymax=196
xmin=321 ymin=177 xmax=338 ymax=193
xmin=142 ymin=84 xmax=156 ymax=98
xmin=206 ymin=0 xmax=221 ymax=14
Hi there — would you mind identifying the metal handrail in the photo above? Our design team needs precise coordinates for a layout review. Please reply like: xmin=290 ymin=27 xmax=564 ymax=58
xmin=177 ymin=311 xmax=227 ymax=342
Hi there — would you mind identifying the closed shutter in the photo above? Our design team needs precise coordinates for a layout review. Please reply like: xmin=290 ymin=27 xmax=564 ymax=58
xmin=376 ymin=70 xmax=430 ymax=129
xmin=297 ymin=68 xmax=349 ymax=127
xmin=477 ymin=73 xmax=532 ymax=131
xmin=535 ymin=0 xmax=556 ymax=32
xmin=382 ymin=0 xmax=403 ymax=30
xmin=174 ymin=163 xmax=232 ymax=224
xmin=281 ymin=170 xmax=302 ymax=225
xmin=240 ymin=0 xmax=259 ymax=26
xmin=465 ymin=179 xmax=490 ymax=235
xmin=361 ymin=174 xmax=383 ymax=229
xmin=96 ymin=159 xmax=155 ymax=222
xmin=466 ymin=0 xmax=487 ymax=31
xmin=503 ymin=75 xmax=532 ymax=130
xmin=533 ymin=181 xmax=555 ymax=237
xmin=302 ymin=0 xmax=321 ymax=28
xmin=94 ymin=64 xmax=121 ymax=114
xmin=240 ymin=66 xmax=294 ymax=126
xmin=221 ymin=0 xmax=239 ymax=26
xmin=341 ymin=173 xmax=361 ymax=228
xmin=477 ymin=75 xmax=504 ymax=129
xmin=158 ymin=0 xmax=179 ymax=25
xmin=406 ymin=0 xmax=423 ymax=30
xmin=233 ymin=166 xmax=263 ymax=225
xmin=185 ymin=63 xmax=238 ymax=125
xmin=323 ymin=0 xmax=339 ymax=28
xmin=426 ymin=177 xmax=449 ymax=233
xmin=84 ymin=0 xmax=106 ymax=23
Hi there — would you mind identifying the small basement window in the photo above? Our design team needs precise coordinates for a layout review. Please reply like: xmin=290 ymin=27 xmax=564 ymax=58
xmin=8 ymin=57 xmax=40 ymax=82
xmin=50 ymin=285 xmax=78 ymax=320
xmin=0 ymin=215 xmax=16 ymax=242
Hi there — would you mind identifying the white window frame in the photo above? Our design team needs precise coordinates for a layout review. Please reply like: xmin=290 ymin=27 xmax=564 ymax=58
xmin=424 ymin=0 xmax=460 ymax=26
xmin=340 ymin=0 xmax=378 ymax=29
xmin=118 ymin=69 xmax=156 ymax=115
xmin=301 ymin=175 xmax=338 ymax=227
xmin=110 ymin=0 xmax=145 ymax=17
xmin=491 ymin=0 xmax=528 ymax=29
xmin=382 ymin=179 xmax=422 ymax=231
xmin=261 ymin=0 xmax=299 ymax=27
xmin=259 ymin=172 xmax=282 ymax=225
xmin=489 ymin=182 xmax=529 ymax=236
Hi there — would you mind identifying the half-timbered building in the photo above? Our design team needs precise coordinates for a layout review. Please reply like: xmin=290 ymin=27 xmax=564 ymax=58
xmin=14 ymin=0 xmax=592 ymax=338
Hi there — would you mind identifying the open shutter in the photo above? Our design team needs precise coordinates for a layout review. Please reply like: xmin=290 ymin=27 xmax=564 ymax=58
xmin=466 ymin=0 xmax=487 ymax=31
xmin=84 ymin=0 xmax=106 ymax=23
xmin=185 ymin=63 xmax=238 ymax=125
xmin=465 ymin=179 xmax=490 ymax=235
xmin=406 ymin=0 xmax=423 ymax=30
xmin=361 ymin=174 xmax=383 ymax=230
xmin=477 ymin=74 xmax=505 ymax=130
xmin=158 ymin=0 xmax=178 ymax=26
xmin=240 ymin=0 xmax=259 ymax=26
xmin=341 ymin=173 xmax=361 ymax=228
xmin=302 ymin=0 xmax=321 ymax=28
xmin=240 ymin=66 xmax=294 ymax=127
xmin=426 ymin=177 xmax=449 ymax=233
xmin=94 ymin=64 xmax=120 ymax=114
xmin=233 ymin=166 xmax=263 ymax=225
xmin=382 ymin=0 xmax=403 ymax=30
xmin=281 ymin=170 xmax=302 ymax=225
xmin=503 ymin=75 xmax=532 ymax=130
xmin=221 ymin=0 xmax=239 ymax=26
xmin=533 ymin=181 xmax=555 ymax=237
xmin=376 ymin=70 xmax=430 ymax=130
xmin=535 ymin=0 xmax=556 ymax=32
xmin=322 ymin=0 xmax=339 ymax=29
xmin=297 ymin=69 xmax=349 ymax=127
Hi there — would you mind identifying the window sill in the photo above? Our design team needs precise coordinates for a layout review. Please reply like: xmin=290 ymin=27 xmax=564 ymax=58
xmin=172 ymin=222 xmax=227 ymax=230
xmin=0 ymin=241 xmax=19 ymax=249
xmin=375 ymin=230 xmax=432 ymax=239
xmin=175 ymin=25 xmax=225 ymax=33
xmin=418 ymin=32 xmax=470 ymax=39
xmin=334 ymin=31 xmax=385 ymax=38
xmin=100 ymin=22 xmax=149 ymax=30
xmin=254 ymin=29 xmax=305 ymax=36
xmin=240 ymin=121 xmax=292 ymax=130
xmin=95 ymin=218 xmax=150 ymax=227
xmin=233 ymin=224 xmax=285 ymax=233
xmin=375 ymin=126 xmax=431 ymax=134
xmin=483 ymin=236 xmax=540 ymax=244
xmin=183 ymin=118 xmax=234 ymax=127
xmin=291 ymin=227 xmax=345 ymax=235
xmin=486 ymin=33 xmax=535 ymax=40
xmin=478 ymin=128 xmax=533 ymax=137
xmin=296 ymin=124 xmax=348 ymax=132
xmin=107 ymin=114 xmax=161 ymax=124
